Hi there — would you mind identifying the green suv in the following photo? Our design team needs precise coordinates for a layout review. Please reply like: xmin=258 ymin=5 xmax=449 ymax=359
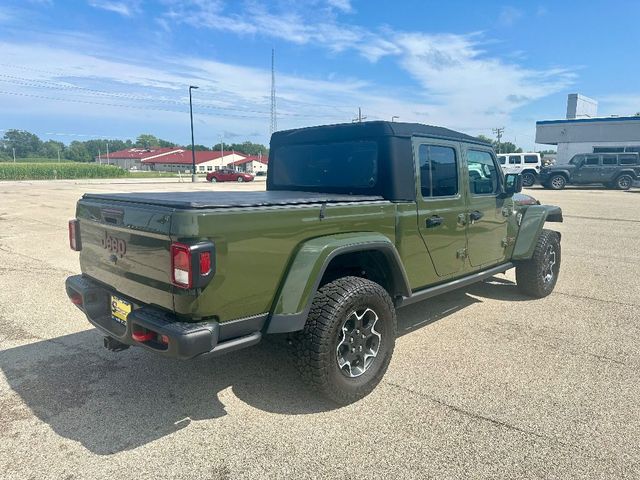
xmin=66 ymin=122 xmax=563 ymax=404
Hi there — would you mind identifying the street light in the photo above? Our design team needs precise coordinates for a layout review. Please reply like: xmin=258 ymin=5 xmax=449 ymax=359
xmin=189 ymin=85 xmax=199 ymax=182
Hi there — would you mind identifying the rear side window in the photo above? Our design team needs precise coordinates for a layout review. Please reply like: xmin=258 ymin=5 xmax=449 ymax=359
xmin=524 ymin=155 xmax=538 ymax=164
xmin=508 ymin=155 xmax=521 ymax=164
xmin=584 ymin=156 xmax=599 ymax=165
xmin=419 ymin=145 xmax=458 ymax=198
xmin=602 ymin=155 xmax=618 ymax=165
xmin=468 ymin=150 xmax=499 ymax=195
xmin=271 ymin=141 xmax=377 ymax=189
xmin=619 ymin=154 xmax=639 ymax=165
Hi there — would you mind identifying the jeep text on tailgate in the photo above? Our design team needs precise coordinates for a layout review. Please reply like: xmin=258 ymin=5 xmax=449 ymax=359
xmin=66 ymin=121 xmax=563 ymax=404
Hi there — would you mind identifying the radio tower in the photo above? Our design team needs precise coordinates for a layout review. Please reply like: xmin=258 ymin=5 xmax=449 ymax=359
xmin=270 ymin=48 xmax=277 ymax=135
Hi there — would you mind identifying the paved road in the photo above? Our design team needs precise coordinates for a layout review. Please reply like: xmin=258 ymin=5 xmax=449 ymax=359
xmin=0 ymin=181 xmax=638 ymax=479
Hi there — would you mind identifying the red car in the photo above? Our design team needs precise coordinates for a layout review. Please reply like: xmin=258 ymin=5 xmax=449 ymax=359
xmin=206 ymin=169 xmax=254 ymax=183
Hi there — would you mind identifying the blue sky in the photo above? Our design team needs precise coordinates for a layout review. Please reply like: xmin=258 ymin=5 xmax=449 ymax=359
xmin=1 ymin=0 xmax=639 ymax=150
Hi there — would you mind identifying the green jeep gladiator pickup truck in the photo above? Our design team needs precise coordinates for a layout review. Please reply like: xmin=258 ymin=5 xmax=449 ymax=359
xmin=66 ymin=121 xmax=563 ymax=404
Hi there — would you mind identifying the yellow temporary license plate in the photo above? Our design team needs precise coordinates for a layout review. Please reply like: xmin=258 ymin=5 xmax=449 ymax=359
xmin=110 ymin=295 xmax=132 ymax=326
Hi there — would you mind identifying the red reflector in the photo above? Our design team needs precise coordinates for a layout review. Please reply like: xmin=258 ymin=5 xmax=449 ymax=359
xmin=199 ymin=251 xmax=211 ymax=276
xmin=70 ymin=293 xmax=83 ymax=305
xmin=132 ymin=331 xmax=155 ymax=342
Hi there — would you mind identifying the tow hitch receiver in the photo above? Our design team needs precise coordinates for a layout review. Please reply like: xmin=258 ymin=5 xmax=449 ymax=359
xmin=104 ymin=336 xmax=130 ymax=352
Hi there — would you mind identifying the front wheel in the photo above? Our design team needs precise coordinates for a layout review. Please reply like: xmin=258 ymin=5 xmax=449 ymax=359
xmin=237 ymin=176 xmax=244 ymax=182
xmin=521 ymin=172 xmax=536 ymax=187
xmin=293 ymin=276 xmax=396 ymax=405
xmin=516 ymin=229 xmax=561 ymax=298
xmin=549 ymin=174 xmax=567 ymax=190
xmin=209 ymin=177 xmax=217 ymax=183
xmin=615 ymin=174 xmax=633 ymax=190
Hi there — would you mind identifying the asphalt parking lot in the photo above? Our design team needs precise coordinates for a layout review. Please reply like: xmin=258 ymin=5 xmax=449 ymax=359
xmin=0 ymin=179 xmax=639 ymax=479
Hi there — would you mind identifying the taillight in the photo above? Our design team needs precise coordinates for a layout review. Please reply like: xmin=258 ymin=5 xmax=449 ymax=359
xmin=170 ymin=241 xmax=215 ymax=289
xmin=171 ymin=243 xmax=192 ymax=288
xmin=69 ymin=219 xmax=81 ymax=251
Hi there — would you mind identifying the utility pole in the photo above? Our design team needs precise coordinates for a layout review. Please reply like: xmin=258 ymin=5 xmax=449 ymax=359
xmin=106 ymin=141 xmax=110 ymax=164
xmin=352 ymin=107 xmax=367 ymax=123
xmin=12 ymin=147 xmax=16 ymax=162
xmin=492 ymin=127 xmax=505 ymax=154
xmin=189 ymin=85 xmax=199 ymax=182
xmin=270 ymin=48 xmax=277 ymax=135
xmin=57 ymin=148 xmax=60 ymax=163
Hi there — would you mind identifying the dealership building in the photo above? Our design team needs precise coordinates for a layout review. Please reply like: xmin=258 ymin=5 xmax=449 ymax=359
xmin=536 ymin=94 xmax=640 ymax=164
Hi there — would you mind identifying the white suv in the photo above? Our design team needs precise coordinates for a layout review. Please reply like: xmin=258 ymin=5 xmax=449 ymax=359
xmin=497 ymin=153 xmax=541 ymax=187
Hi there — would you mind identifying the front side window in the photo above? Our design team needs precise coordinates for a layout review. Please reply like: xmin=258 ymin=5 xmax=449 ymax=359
xmin=619 ymin=154 xmax=639 ymax=165
xmin=584 ymin=155 xmax=599 ymax=166
xmin=508 ymin=155 xmax=521 ymax=164
xmin=419 ymin=145 xmax=458 ymax=198
xmin=468 ymin=150 xmax=499 ymax=195
xmin=569 ymin=155 xmax=584 ymax=165
xmin=524 ymin=155 xmax=538 ymax=164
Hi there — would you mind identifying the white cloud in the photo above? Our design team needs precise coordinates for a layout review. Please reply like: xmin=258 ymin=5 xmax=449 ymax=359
xmin=597 ymin=95 xmax=640 ymax=116
xmin=327 ymin=0 xmax=353 ymax=13
xmin=499 ymin=6 xmax=523 ymax=26
xmin=88 ymin=1 xmax=139 ymax=17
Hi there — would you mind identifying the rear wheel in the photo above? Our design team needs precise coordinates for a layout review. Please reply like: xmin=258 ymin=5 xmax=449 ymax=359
xmin=293 ymin=276 xmax=396 ymax=405
xmin=516 ymin=229 xmax=561 ymax=298
xmin=615 ymin=174 xmax=633 ymax=190
xmin=549 ymin=174 xmax=567 ymax=190
xmin=521 ymin=172 xmax=536 ymax=187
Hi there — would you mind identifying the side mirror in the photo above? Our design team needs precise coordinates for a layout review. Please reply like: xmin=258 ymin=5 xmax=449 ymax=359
xmin=502 ymin=173 xmax=522 ymax=196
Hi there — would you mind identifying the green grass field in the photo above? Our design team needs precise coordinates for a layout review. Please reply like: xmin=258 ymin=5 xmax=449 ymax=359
xmin=0 ymin=162 xmax=129 ymax=180
xmin=0 ymin=157 xmax=65 ymax=163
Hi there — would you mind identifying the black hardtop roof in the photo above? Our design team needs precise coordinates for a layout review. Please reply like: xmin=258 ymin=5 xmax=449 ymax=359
xmin=270 ymin=121 xmax=490 ymax=146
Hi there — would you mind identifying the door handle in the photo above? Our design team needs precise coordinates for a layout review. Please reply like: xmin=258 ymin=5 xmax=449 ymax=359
xmin=469 ymin=210 xmax=484 ymax=222
xmin=426 ymin=215 xmax=444 ymax=228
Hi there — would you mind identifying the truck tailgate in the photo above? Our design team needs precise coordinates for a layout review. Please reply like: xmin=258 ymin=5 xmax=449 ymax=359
xmin=76 ymin=198 xmax=174 ymax=311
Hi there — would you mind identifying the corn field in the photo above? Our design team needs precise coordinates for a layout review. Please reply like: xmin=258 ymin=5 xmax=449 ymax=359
xmin=0 ymin=163 xmax=128 ymax=180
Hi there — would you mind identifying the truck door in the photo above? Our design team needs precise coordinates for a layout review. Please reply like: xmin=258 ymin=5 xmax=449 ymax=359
xmin=414 ymin=139 xmax=467 ymax=277
xmin=600 ymin=154 xmax=619 ymax=182
xmin=508 ymin=154 xmax=522 ymax=175
xmin=464 ymin=148 xmax=510 ymax=268
xmin=573 ymin=155 xmax=600 ymax=183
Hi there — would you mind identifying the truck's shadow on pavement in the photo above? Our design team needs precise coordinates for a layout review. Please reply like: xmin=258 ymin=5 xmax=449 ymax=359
xmin=0 ymin=277 xmax=522 ymax=455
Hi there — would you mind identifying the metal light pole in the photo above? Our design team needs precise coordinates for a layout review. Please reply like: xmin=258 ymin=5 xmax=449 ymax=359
xmin=189 ymin=85 xmax=199 ymax=182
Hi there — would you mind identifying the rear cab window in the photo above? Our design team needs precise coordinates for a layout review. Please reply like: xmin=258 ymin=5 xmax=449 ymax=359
xmin=419 ymin=145 xmax=458 ymax=198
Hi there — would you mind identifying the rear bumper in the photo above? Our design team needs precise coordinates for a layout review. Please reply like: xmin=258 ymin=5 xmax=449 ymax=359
xmin=65 ymin=275 xmax=263 ymax=359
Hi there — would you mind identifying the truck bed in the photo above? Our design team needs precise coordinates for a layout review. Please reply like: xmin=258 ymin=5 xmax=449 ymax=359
xmin=82 ymin=191 xmax=385 ymax=209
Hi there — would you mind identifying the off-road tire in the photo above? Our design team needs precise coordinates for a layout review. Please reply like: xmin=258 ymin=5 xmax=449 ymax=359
xmin=293 ymin=276 xmax=396 ymax=405
xmin=615 ymin=174 xmax=633 ymax=190
xmin=521 ymin=172 xmax=536 ymax=187
xmin=516 ymin=229 xmax=561 ymax=298
xmin=549 ymin=174 xmax=567 ymax=190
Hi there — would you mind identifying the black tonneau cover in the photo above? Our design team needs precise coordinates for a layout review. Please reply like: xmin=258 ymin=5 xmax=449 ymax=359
xmin=82 ymin=190 xmax=385 ymax=209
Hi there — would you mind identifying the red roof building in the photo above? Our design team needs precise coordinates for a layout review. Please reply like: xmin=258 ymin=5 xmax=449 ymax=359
xmin=229 ymin=154 xmax=269 ymax=173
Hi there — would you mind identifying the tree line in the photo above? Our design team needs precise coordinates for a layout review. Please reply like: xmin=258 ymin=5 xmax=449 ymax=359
xmin=0 ymin=130 xmax=269 ymax=162
xmin=476 ymin=135 xmax=555 ymax=156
